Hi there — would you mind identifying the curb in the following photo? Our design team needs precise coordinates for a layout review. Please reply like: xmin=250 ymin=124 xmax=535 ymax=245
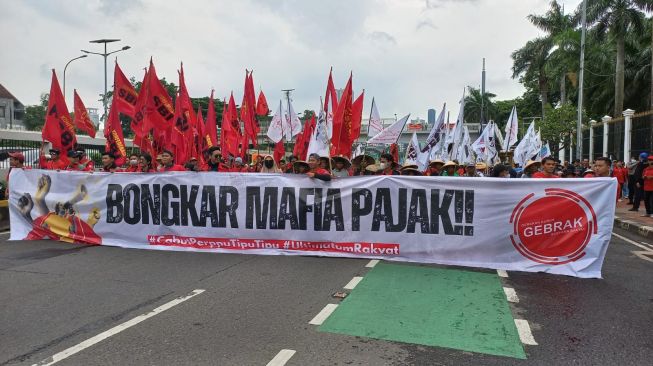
xmin=614 ymin=215 xmax=653 ymax=238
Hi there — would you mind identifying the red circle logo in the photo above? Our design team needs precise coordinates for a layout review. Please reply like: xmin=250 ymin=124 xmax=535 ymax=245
xmin=510 ymin=189 xmax=597 ymax=264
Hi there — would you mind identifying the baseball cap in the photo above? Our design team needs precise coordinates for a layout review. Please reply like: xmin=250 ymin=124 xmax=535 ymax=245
xmin=234 ymin=157 xmax=243 ymax=164
xmin=8 ymin=151 xmax=25 ymax=163
xmin=640 ymin=152 xmax=649 ymax=159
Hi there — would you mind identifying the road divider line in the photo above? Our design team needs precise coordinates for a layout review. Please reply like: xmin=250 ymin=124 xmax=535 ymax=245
xmin=365 ymin=259 xmax=380 ymax=268
xmin=266 ymin=349 xmax=296 ymax=366
xmin=514 ymin=319 xmax=537 ymax=345
xmin=497 ymin=269 xmax=509 ymax=278
xmin=503 ymin=287 xmax=519 ymax=303
xmin=32 ymin=289 xmax=206 ymax=366
xmin=613 ymin=232 xmax=652 ymax=251
xmin=309 ymin=304 xmax=338 ymax=325
xmin=344 ymin=276 xmax=363 ymax=290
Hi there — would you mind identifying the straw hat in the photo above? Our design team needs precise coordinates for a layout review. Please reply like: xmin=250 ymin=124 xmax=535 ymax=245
xmin=429 ymin=159 xmax=445 ymax=167
xmin=401 ymin=162 xmax=418 ymax=170
xmin=442 ymin=161 xmax=457 ymax=169
xmin=475 ymin=162 xmax=487 ymax=170
xmin=401 ymin=167 xmax=422 ymax=176
xmin=332 ymin=155 xmax=352 ymax=169
xmin=365 ymin=164 xmax=379 ymax=173
xmin=352 ymin=154 xmax=375 ymax=167
xmin=524 ymin=160 xmax=541 ymax=170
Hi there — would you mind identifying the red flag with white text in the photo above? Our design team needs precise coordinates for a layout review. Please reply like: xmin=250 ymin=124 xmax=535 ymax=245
xmin=113 ymin=61 xmax=138 ymax=119
xmin=42 ymin=70 xmax=76 ymax=156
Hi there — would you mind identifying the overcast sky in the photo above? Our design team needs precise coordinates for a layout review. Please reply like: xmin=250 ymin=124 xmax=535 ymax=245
xmin=1 ymin=0 xmax=580 ymax=120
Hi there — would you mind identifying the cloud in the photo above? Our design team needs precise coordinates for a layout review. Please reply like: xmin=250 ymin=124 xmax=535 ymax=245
xmin=416 ymin=19 xmax=437 ymax=31
xmin=368 ymin=31 xmax=397 ymax=44
xmin=98 ymin=0 xmax=143 ymax=16
xmin=424 ymin=0 xmax=481 ymax=10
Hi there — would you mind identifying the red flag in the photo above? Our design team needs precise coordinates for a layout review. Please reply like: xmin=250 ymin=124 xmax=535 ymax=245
xmin=274 ymin=139 xmax=285 ymax=164
xmin=42 ymin=70 xmax=76 ymax=156
xmin=331 ymin=73 xmax=353 ymax=156
xmin=104 ymin=100 xmax=127 ymax=166
xmin=348 ymin=91 xmax=365 ymax=151
xmin=240 ymin=71 xmax=259 ymax=148
xmin=178 ymin=63 xmax=197 ymax=129
xmin=113 ymin=61 xmax=138 ymax=119
xmin=170 ymin=93 xmax=190 ymax=164
xmin=293 ymin=114 xmax=316 ymax=160
xmin=221 ymin=93 xmax=241 ymax=158
xmin=195 ymin=104 xmax=207 ymax=169
xmin=256 ymin=89 xmax=269 ymax=116
xmin=204 ymin=90 xmax=218 ymax=148
xmin=390 ymin=143 xmax=399 ymax=164
xmin=131 ymin=68 xmax=149 ymax=138
xmin=73 ymin=90 xmax=97 ymax=138
xmin=146 ymin=59 xmax=175 ymax=134
xmin=324 ymin=68 xmax=338 ymax=115
xmin=134 ymin=134 xmax=155 ymax=160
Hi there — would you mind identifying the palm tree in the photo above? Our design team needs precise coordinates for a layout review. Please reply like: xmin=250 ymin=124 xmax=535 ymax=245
xmin=512 ymin=37 xmax=553 ymax=118
xmin=464 ymin=87 xmax=497 ymax=124
xmin=527 ymin=1 xmax=579 ymax=105
xmin=585 ymin=0 xmax=650 ymax=155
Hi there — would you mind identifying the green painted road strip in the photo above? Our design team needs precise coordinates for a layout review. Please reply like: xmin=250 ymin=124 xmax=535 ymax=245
xmin=319 ymin=262 xmax=526 ymax=359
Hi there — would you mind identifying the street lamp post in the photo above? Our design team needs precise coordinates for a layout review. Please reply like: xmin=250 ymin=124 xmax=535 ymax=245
xmin=63 ymin=55 xmax=87 ymax=104
xmin=81 ymin=39 xmax=131 ymax=122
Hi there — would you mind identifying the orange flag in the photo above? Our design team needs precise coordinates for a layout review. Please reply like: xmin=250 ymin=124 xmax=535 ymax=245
xmin=73 ymin=90 xmax=97 ymax=138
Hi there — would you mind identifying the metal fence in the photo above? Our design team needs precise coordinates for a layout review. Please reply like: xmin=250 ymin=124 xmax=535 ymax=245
xmin=581 ymin=110 xmax=653 ymax=161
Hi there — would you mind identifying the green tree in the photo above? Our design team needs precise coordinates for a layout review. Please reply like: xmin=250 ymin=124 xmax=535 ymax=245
xmin=22 ymin=93 xmax=49 ymax=131
xmin=511 ymin=37 xmax=554 ymax=118
xmin=539 ymin=103 xmax=588 ymax=154
xmin=464 ymin=87 xmax=497 ymax=123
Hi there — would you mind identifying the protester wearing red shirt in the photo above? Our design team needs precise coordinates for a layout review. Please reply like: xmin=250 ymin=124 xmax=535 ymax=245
xmin=138 ymin=153 xmax=155 ymax=172
xmin=101 ymin=151 xmax=122 ymax=172
xmin=122 ymin=153 xmax=141 ymax=172
xmin=307 ymin=154 xmax=331 ymax=181
xmin=158 ymin=150 xmax=186 ymax=172
xmin=76 ymin=148 xmax=95 ymax=171
xmin=613 ymin=161 xmax=628 ymax=200
xmin=65 ymin=151 xmax=86 ymax=171
xmin=532 ymin=156 xmax=557 ymax=178
xmin=40 ymin=148 xmax=67 ymax=170
xmin=378 ymin=153 xmax=401 ymax=176
xmin=228 ymin=157 xmax=249 ymax=173
xmin=641 ymin=156 xmax=653 ymax=217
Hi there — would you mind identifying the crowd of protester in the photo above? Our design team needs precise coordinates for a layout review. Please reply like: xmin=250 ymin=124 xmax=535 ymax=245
xmin=0 ymin=145 xmax=631 ymax=202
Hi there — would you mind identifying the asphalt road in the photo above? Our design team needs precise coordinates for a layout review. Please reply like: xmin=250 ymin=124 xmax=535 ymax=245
xmin=0 ymin=228 xmax=651 ymax=366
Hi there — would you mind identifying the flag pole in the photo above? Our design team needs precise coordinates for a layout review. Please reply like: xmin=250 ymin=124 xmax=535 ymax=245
xmin=367 ymin=97 xmax=375 ymax=138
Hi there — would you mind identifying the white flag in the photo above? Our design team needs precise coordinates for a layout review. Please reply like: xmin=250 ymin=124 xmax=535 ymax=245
xmin=513 ymin=122 xmax=535 ymax=166
xmin=449 ymin=92 xmax=466 ymax=160
xmin=422 ymin=103 xmax=446 ymax=153
xmin=539 ymin=142 xmax=551 ymax=159
xmin=472 ymin=122 xmax=491 ymax=160
xmin=306 ymin=108 xmax=330 ymax=158
xmin=457 ymin=126 xmax=473 ymax=164
xmin=285 ymin=98 xmax=303 ymax=141
xmin=352 ymin=144 xmax=363 ymax=159
xmin=503 ymin=106 xmax=518 ymax=150
xmin=367 ymin=114 xmax=410 ymax=144
xmin=493 ymin=120 xmax=505 ymax=151
xmin=368 ymin=98 xmax=383 ymax=138
xmin=405 ymin=132 xmax=419 ymax=163
xmin=266 ymin=100 xmax=284 ymax=143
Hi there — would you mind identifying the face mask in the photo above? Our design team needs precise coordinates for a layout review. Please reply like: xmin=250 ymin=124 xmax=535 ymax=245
xmin=264 ymin=160 xmax=274 ymax=169
xmin=130 ymin=159 xmax=138 ymax=166
xmin=379 ymin=162 xmax=387 ymax=170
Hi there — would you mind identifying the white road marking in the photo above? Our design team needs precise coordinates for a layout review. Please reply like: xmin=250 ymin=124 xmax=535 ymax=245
xmin=641 ymin=241 xmax=653 ymax=249
xmin=32 ymin=289 xmax=206 ymax=366
xmin=365 ymin=259 xmax=380 ymax=268
xmin=503 ymin=287 xmax=520 ymax=303
xmin=309 ymin=304 xmax=338 ymax=325
xmin=266 ymin=349 xmax=296 ymax=366
xmin=514 ymin=319 xmax=538 ymax=345
xmin=497 ymin=269 xmax=509 ymax=278
xmin=613 ymin=233 xmax=653 ymax=262
xmin=344 ymin=276 xmax=363 ymax=290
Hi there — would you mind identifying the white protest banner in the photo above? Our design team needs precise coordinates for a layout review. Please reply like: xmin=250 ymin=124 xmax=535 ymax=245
xmin=8 ymin=169 xmax=617 ymax=278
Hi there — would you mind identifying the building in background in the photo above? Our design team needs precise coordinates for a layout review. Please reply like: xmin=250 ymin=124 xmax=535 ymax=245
xmin=0 ymin=83 xmax=25 ymax=130
xmin=87 ymin=107 xmax=100 ymax=127
xmin=427 ymin=108 xmax=436 ymax=127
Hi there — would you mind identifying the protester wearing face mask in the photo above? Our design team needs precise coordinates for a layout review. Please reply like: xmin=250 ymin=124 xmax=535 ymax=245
xmin=377 ymin=153 xmax=400 ymax=175
xmin=260 ymin=155 xmax=281 ymax=173
xmin=124 ymin=153 xmax=140 ymax=172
